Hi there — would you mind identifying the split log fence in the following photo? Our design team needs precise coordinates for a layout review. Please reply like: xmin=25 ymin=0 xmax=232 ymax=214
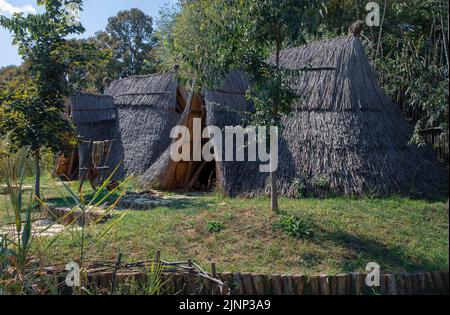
xmin=39 ymin=253 xmax=448 ymax=295
xmin=85 ymin=269 xmax=448 ymax=295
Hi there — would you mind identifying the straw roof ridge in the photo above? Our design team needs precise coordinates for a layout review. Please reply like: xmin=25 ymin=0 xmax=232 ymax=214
xmin=106 ymin=71 xmax=175 ymax=83
xmin=105 ymin=72 xmax=178 ymax=110
xmin=69 ymin=93 xmax=117 ymax=125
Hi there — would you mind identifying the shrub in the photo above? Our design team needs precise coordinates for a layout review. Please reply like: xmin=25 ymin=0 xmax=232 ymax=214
xmin=206 ymin=221 xmax=225 ymax=233
xmin=274 ymin=215 xmax=315 ymax=239
xmin=312 ymin=174 xmax=331 ymax=191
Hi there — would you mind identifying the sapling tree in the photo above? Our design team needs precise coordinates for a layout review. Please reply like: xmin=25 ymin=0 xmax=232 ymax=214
xmin=161 ymin=0 xmax=324 ymax=213
xmin=244 ymin=0 xmax=324 ymax=213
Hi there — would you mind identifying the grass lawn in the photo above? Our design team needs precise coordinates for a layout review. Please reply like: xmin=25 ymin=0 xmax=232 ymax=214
xmin=1 ymin=174 xmax=449 ymax=276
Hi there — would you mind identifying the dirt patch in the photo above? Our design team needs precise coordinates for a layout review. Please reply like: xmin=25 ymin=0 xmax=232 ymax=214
xmin=117 ymin=191 xmax=202 ymax=210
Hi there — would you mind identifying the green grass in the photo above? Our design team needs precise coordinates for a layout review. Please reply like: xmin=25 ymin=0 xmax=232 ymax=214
xmin=1 ymin=174 xmax=449 ymax=276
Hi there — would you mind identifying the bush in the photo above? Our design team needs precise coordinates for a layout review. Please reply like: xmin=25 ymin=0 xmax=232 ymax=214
xmin=206 ymin=221 xmax=225 ymax=233
xmin=274 ymin=215 xmax=315 ymax=239
xmin=312 ymin=174 xmax=331 ymax=191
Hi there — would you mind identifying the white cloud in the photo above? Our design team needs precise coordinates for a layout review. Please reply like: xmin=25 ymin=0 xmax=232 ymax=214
xmin=0 ymin=0 xmax=36 ymax=15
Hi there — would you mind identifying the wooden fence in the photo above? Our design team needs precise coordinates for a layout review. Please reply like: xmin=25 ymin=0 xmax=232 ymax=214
xmin=82 ymin=270 xmax=448 ymax=295
xmin=38 ymin=255 xmax=448 ymax=295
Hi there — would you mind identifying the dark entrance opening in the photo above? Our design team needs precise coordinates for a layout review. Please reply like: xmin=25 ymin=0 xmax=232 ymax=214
xmin=192 ymin=161 xmax=216 ymax=191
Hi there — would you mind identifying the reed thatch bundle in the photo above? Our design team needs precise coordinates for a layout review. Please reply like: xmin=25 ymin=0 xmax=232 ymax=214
xmin=204 ymin=71 xmax=261 ymax=194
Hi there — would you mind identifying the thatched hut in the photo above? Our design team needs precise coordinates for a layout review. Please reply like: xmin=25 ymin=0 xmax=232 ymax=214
xmin=64 ymin=72 xmax=187 ymax=186
xmin=104 ymin=73 xmax=187 ymax=178
xmin=67 ymin=93 xmax=124 ymax=186
xmin=204 ymin=36 xmax=448 ymax=198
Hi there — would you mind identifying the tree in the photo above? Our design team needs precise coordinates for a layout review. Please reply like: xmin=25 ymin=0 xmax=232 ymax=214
xmin=243 ymin=0 xmax=324 ymax=213
xmin=97 ymin=8 xmax=157 ymax=79
xmin=154 ymin=2 xmax=182 ymax=73
xmin=64 ymin=38 xmax=113 ymax=93
xmin=0 ymin=65 xmax=28 ymax=91
xmin=0 ymin=0 xmax=85 ymax=199
xmin=161 ymin=0 xmax=323 ymax=213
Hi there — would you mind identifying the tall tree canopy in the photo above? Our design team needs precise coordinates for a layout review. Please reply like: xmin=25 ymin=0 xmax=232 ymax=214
xmin=64 ymin=38 xmax=113 ymax=93
xmin=96 ymin=8 xmax=157 ymax=80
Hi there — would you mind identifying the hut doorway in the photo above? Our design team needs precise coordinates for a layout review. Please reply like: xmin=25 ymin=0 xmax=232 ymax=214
xmin=179 ymin=159 xmax=217 ymax=192
xmin=158 ymin=92 xmax=217 ymax=192
xmin=195 ymin=160 xmax=216 ymax=190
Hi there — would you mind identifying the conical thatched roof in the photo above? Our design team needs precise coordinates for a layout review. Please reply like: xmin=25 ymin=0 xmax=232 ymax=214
xmin=105 ymin=73 xmax=183 ymax=177
xmin=206 ymin=36 xmax=448 ymax=198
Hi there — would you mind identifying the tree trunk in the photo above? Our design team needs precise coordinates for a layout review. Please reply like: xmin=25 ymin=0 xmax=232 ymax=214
xmin=376 ymin=0 xmax=388 ymax=58
xmin=34 ymin=149 xmax=41 ymax=201
xmin=271 ymin=31 xmax=281 ymax=214
xmin=439 ymin=1 xmax=449 ymax=69
xmin=270 ymin=170 xmax=279 ymax=213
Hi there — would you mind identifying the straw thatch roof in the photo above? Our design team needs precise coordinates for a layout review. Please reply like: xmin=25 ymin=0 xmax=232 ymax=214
xmin=206 ymin=36 xmax=448 ymax=198
xmin=104 ymin=73 xmax=183 ymax=177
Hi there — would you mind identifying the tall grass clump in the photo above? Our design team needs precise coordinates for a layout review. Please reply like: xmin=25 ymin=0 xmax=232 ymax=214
xmin=0 ymin=149 xmax=134 ymax=294
xmin=0 ymin=147 xmax=37 ymax=293
xmin=51 ymin=164 xmax=131 ymax=266
xmin=114 ymin=262 xmax=169 ymax=295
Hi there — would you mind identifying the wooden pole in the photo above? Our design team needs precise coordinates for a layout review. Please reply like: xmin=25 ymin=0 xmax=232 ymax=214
xmin=211 ymin=263 xmax=217 ymax=295
xmin=187 ymin=259 xmax=193 ymax=295
xmin=67 ymin=151 xmax=77 ymax=180
xmin=111 ymin=252 xmax=123 ymax=293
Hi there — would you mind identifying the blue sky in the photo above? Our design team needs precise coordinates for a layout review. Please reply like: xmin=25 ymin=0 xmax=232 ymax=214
xmin=0 ymin=0 xmax=177 ymax=67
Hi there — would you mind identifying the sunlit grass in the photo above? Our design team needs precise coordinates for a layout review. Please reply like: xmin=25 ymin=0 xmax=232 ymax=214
xmin=30 ymin=180 xmax=449 ymax=275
